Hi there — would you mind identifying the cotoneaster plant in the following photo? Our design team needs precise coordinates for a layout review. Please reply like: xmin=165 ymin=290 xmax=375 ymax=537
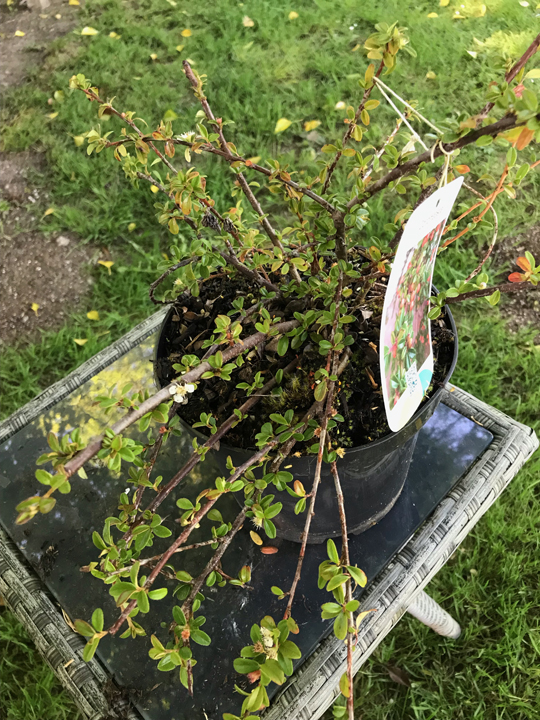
xmin=17 ymin=24 xmax=540 ymax=720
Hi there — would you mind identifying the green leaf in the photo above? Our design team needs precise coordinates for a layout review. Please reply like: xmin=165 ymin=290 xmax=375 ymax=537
xmin=91 ymin=608 xmax=104 ymax=633
xmin=260 ymin=658 xmax=285 ymax=685
xmin=173 ymin=606 xmax=186 ymax=626
xmin=279 ymin=640 xmax=302 ymax=659
xmin=314 ymin=380 xmax=327 ymax=401
xmin=271 ymin=586 xmax=284 ymax=596
xmin=191 ymin=629 xmax=211 ymax=646
xmin=92 ymin=531 xmax=107 ymax=550
xmin=148 ymin=587 xmax=168 ymax=600
xmin=347 ymin=565 xmax=367 ymax=588
xmin=74 ymin=619 xmax=95 ymax=637
xmin=82 ymin=637 xmax=99 ymax=662
xmin=136 ymin=590 xmax=150 ymax=614
xmin=333 ymin=612 xmax=348 ymax=640
xmin=234 ymin=657 xmax=260 ymax=674
xmin=327 ymin=539 xmax=340 ymax=564
xmin=327 ymin=573 xmax=349 ymax=591
xmin=339 ymin=671 xmax=350 ymax=698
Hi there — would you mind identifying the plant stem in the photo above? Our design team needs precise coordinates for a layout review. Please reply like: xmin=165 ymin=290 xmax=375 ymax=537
xmin=123 ymin=357 xmax=298 ymax=542
xmin=477 ymin=33 xmax=540 ymax=121
xmin=347 ymin=113 xmax=529 ymax=208
xmin=444 ymin=280 xmax=538 ymax=304
xmin=322 ymin=60 xmax=384 ymax=194
xmin=331 ymin=461 xmax=354 ymax=720
xmin=107 ymin=440 xmax=278 ymax=636
xmin=61 ymin=320 xmax=298 ymax=480
xmin=181 ymin=507 xmax=248 ymax=615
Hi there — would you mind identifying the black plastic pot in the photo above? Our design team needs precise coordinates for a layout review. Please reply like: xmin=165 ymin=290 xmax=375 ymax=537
xmin=154 ymin=302 xmax=458 ymax=544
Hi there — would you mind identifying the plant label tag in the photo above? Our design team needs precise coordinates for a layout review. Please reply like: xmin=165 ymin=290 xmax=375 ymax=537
xmin=380 ymin=177 xmax=463 ymax=432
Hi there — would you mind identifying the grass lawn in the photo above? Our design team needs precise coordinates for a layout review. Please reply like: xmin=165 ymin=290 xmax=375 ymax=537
xmin=1 ymin=0 xmax=539 ymax=718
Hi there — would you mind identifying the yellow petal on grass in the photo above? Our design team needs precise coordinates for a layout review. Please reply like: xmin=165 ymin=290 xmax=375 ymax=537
xmin=243 ymin=15 xmax=255 ymax=27
xmin=426 ymin=70 xmax=437 ymax=79
xmin=81 ymin=26 xmax=99 ymax=36
xmin=109 ymin=31 xmax=121 ymax=39
xmin=15 ymin=30 xmax=25 ymax=37
xmin=274 ymin=117 xmax=292 ymax=133
xmin=335 ymin=101 xmax=346 ymax=110
xmin=87 ymin=310 xmax=100 ymax=321
xmin=98 ymin=260 xmax=114 ymax=274
xmin=181 ymin=28 xmax=192 ymax=37
xmin=73 ymin=338 xmax=88 ymax=346
xmin=150 ymin=185 xmax=159 ymax=193
xmin=427 ymin=12 xmax=438 ymax=17
xmin=150 ymin=53 xmax=158 ymax=60
xmin=440 ymin=0 xmax=450 ymax=5
xmin=304 ymin=119 xmax=321 ymax=131
xmin=43 ymin=207 xmax=55 ymax=217
xmin=47 ymin=112 xmax=59 ymax=119
xmin=175 ymin=44 xmax=184 ymax=52
xmin=128 ymin=222 xmax=137 ymax=232
xmin=250 ymin=531 xmax=263 ymax=546
xmin=467 ymin=50 xmax=478 ymax=59
xmin=31 ymin=303 xmax=40 ymax=316
xmin=288 ymin=11 xmax=299 ymax=19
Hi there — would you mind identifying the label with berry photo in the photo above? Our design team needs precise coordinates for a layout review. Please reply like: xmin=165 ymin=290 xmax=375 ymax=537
xmin=380 ymin=177 xmax=463 ymax=432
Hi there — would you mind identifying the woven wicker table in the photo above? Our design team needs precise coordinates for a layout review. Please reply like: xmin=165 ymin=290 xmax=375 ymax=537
xmin=0 ymin=311 xmax=537 ymax=720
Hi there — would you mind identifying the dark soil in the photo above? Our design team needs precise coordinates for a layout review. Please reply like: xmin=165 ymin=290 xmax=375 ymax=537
xmin=0 ymin=0 xmax=80 ymax=90
xmin=155 ymin=275 xmax=456 ymax=451
xmin=0 ymin=152 xmax=96 ymax=345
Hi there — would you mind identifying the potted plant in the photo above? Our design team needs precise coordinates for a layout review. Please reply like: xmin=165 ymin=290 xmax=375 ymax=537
xmin=15 ymin=24 xmax=540 ymax=720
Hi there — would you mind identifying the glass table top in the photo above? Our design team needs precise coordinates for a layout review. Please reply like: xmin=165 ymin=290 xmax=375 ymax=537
xmin=0 ymin=334 xmax=493 ymax=720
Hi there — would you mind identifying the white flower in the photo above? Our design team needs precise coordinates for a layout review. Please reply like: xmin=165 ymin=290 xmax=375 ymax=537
xmin=185 ymin=383 xmax=196 ymax=393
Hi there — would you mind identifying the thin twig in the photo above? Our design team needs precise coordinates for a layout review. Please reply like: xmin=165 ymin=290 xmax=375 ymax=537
xmin=330 ymin=461 xmax=354 ymax=720
xmin=322 ymin=60 xmax=384 ymax=194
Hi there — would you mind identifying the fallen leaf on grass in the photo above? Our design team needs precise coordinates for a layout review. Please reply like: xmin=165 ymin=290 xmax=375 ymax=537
xmin=304 ymin=119 xmax=321 ymax=131
xmin=31 ymin=303 xmax=40 ymax=316
xmin=98 ymin=260 xmax=114 ymax=274
xmin=87 ymin=310 xmax=100 ymax=321
xmin=243 ymin=16 xmax=255 ymax=27
xmin=386 ymin=664 xmax=411 ymax=687
xmin=43 ymin=207 xmax=55 ymax=217
xmin=274 ymin=117 xmax=292 ymax=133
xmin=14 ymin=30 xmax=25 ymax=37
xmin=80 ymin=27 xmax=99 ymax=36
xmin=288 ymin=11 xmax=299 ymax=20
xmin=73 ymin=338 xmax=89 ymax=346
xmin=181 ymin=28 xmax=192 ymax=37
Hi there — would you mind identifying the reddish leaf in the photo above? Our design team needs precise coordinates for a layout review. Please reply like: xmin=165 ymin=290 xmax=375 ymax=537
xmin=515 ymin=128 xmax=535 ymax=151
xmin=261 ymin=546 xmax=278 ymax=555
xmin=508 ymin=272 xmax=523 ymax=283
xmin=516 ymin=256 xmax=532 ymax=273
xmin=512 ymin=83 xmax=525 ymax=98
xmin=454 ymin=164 xmax=470 ymax=174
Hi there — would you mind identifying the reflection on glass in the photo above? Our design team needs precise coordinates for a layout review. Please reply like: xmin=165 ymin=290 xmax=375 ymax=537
xmin=0 ymin=335 xmax=492 ymax=719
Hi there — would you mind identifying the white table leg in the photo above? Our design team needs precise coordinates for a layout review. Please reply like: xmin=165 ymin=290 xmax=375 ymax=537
xmin=406 ymin=590 xmax=461 ymax=639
